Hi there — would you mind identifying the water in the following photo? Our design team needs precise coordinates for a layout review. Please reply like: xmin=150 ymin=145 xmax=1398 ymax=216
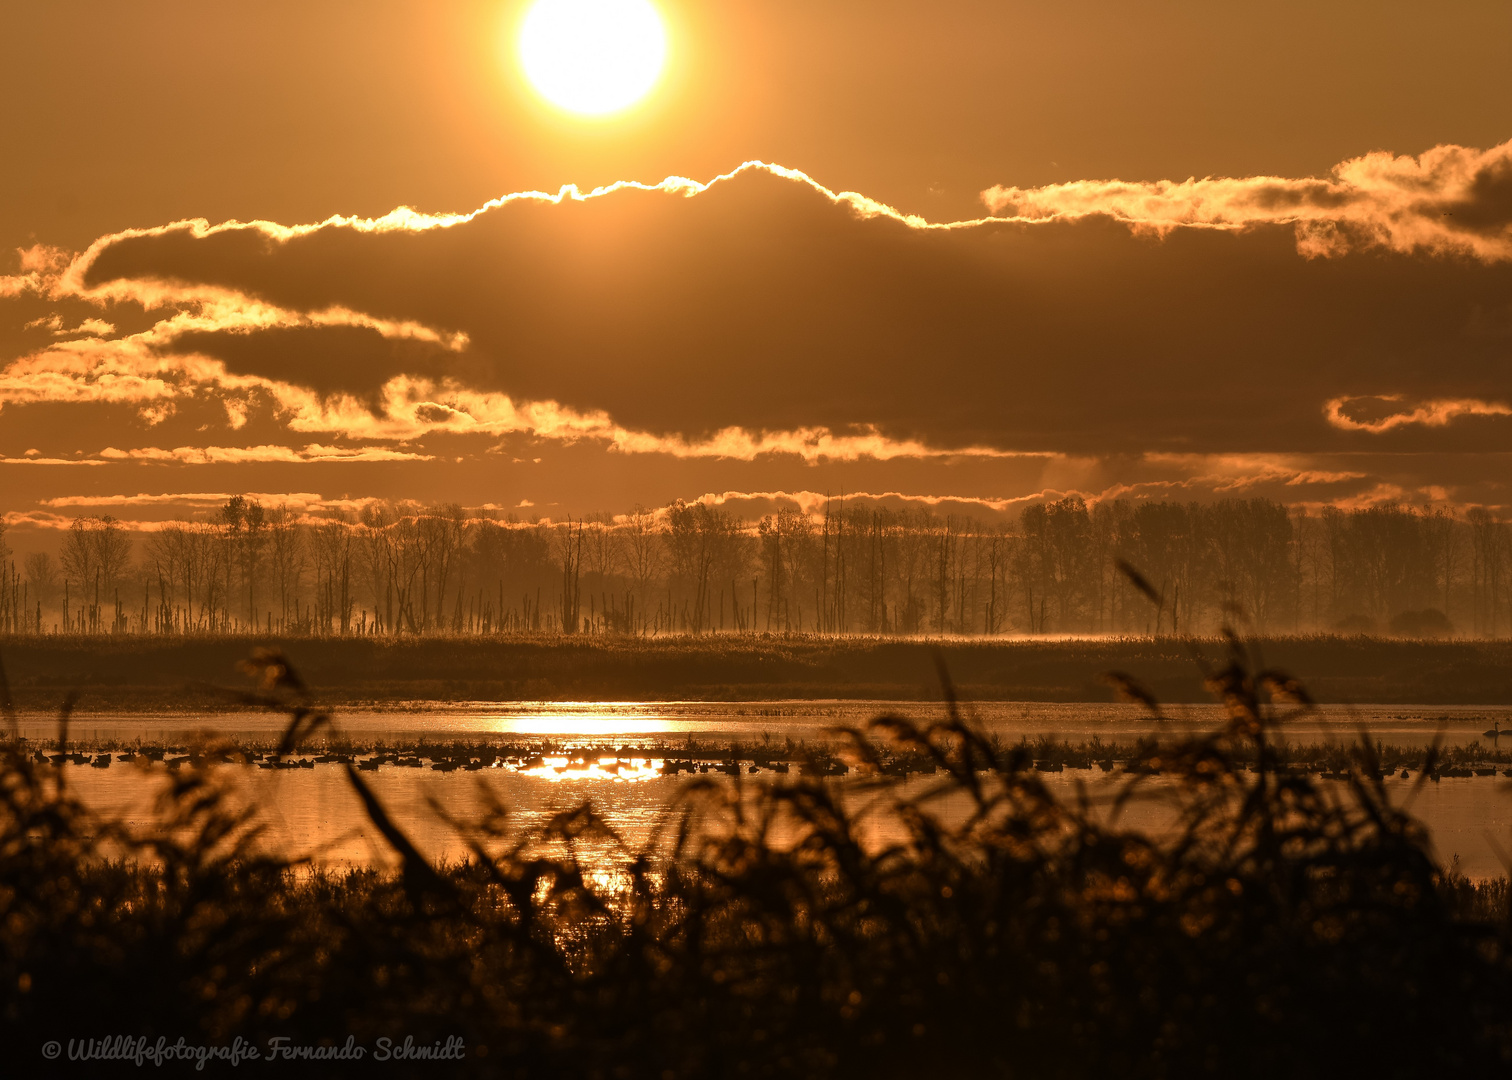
xmin=22 ymin=699 xmax=1512 ymax=748
xmin=23 ymin=700 xmax=1512 ymax=878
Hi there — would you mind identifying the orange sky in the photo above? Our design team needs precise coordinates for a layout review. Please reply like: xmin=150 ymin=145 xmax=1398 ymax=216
xmin=2 ymin=0 xmax=1511 ymax=537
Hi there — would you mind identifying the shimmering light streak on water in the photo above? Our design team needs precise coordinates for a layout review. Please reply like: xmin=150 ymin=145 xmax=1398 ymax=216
xmin=520 ymin=756 xmax=664 ymax=781
xmin=19 ymin=700 xmax=1512 ymax=748
xmin=481 ymin=703 xmax=685 ymax=736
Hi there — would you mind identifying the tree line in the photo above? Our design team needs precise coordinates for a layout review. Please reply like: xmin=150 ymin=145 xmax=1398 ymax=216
xmin=0 ymin=495 xmax=1507 ymax=638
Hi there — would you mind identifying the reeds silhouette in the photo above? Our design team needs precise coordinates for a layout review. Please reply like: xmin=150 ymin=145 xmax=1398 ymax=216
xmin=1 ymin=634 xmax=1510 ymax=1077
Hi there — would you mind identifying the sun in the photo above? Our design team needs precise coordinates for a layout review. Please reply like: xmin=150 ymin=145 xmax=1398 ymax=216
xmin=518 ymin=0 xmax=668 ymax=117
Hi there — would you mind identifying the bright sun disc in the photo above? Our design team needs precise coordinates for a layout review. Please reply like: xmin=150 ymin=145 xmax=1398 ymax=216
xmin=519 ymin=0 xmax=667 ymax=116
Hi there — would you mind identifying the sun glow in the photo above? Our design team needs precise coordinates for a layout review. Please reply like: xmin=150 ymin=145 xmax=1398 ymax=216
xmin=518 ymin=0 xmax=667 ymax=116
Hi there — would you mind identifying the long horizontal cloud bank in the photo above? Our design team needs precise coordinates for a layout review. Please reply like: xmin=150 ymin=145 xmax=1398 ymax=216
xmin=3 ymin=143 xmax=1512 ymax=469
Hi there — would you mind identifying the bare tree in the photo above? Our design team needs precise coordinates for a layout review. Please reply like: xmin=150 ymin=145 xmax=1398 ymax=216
xmin=145 ymin=524 xmax=185 ymax=633
xmin=311 ymin=518 xmax=355 ymax=634
xmin=60 ymin=516 xmax=132 ymax=632
xmin=623 ymin=506 xmax=662 ymax=630
xmin=357 ymin=504 xmax=393 ymax=634
xmin=421 ymin=504 xmax=467 ymax=631
xmin=187 ymin=522 xmax=225 ymax=632
xmin=23 ymin=551 xmax=57 ymax=631
xmin=266 ymin=505 xmax=306 ymax=631
xmin=24 ymin=551 xmax=58 ymax=607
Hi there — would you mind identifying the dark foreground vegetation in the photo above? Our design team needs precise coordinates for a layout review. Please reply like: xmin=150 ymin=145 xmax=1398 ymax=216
xmin=13 ymin=632 xmax=1512 ymax=708
xmin=3 ymin=641 xmax=1512 ymax=1078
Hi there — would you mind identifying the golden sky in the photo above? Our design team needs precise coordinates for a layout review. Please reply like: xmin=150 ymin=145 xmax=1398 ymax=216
xmin=2 ymin=0 xmax=1511 ymax=533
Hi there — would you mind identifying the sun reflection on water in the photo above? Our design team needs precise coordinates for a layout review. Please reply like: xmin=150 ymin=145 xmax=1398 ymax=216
xmin=516 ymin=756 xmax=665 ymax=781
xmin=487 ymin=703 xmax=680 ymax=737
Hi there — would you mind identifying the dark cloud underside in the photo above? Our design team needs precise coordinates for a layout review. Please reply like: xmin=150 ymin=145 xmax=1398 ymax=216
xmin=84 ymin=167 xmax=1512 ymax=454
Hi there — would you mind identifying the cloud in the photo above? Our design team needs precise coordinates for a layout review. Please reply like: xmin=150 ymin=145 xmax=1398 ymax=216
xmin=0 ymin=294 xmax=473 ymax=432
xmin=223 ymin=398 xmax=249 ymax=429
xmin=1324 ymin=394 xmax=1512 ymax=433
xmin=25 ymin=313 xmax=114 ymax=337
xmin=0 ymin=334 xmax=190 ymax=409
xmin=1139 ymin=453 xmax=1370 ymax=492
xmin=0 ymin=245 xmax=70 ymax=298
xmin=3 ymin=146 xmax=1511 ymax=482
xmin=608 ymin=424 xmax=1030 ymax=463
xmin=0 ymin=455 xmax=107 ymax=466
xmin=982 ymin=139 xmax=1512 ymax=262
xmin=262 ymin=374 xmax=1010 ymax=459
xmin=1 ymin=511 xmax=79 ymax=530
xmin=0 ymin=509 xmax=289 ymax=532
xmin=5 ymin=492 xmax=391 ymax=531
xmin=40 ymin=491 xmax=327 ymax=508
xmin=687 ymin=454 xmax=1377 ymax=521
xmin=31 ymin=491 xmax=388 ymax=516
xmin=0 ymin=443 xmax=434 ymax=465
xmin=689 ymin=488 xmax=1037 ymax=518
xmin=1291 ymin=483 xmax=1418 ymax=513
xmin=94 ymin=443 xmax=432 ymax=464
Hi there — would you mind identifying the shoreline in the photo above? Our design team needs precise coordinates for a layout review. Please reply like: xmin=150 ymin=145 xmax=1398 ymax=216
xmin=20 ymin=733 xmax=1512 ymax=773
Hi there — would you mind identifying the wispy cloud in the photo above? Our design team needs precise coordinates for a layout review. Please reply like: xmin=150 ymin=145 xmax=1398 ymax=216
xmin=1141 ymin=452 xmax=1369 ymax=491
xmin=689 ymin=488 xmax=1046 ymax=518
xmin=982 ymin=139 xmax=1512 ymax=262
xmin=0 ymin=245 xmax=71 ymax=298
xmin=1 ymin=332 xmax=1028 ymax=461
xmin=609 ymin=424 xmax=1029 ymax=463
xmin=39 ymin=491 xmax=328 ymax=508
xmin=339 ymin=379 xmax=1029 ymax=461
xmin=0 ymin=455 xmax=108 ymax=466
xmin=95 ymin=444 xmax=433 ymax=464
xmin=2 ymin=444 xmax=431 ymax=465
xmin=1324 ymin=394 xmax=1512 ymax=432
xmin=1 ymin=509 xmax=280 ymax=532
xmin=24 ymin=313 xmax=115 ymax=337
xmin=6 ymin=491 xmax=390 ymax=530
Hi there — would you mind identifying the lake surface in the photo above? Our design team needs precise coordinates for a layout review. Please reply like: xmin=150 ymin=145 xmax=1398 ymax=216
xmin=22 ymin=699 xmax=1512 ymax=748
xmin=22 ymin=699 xmax=1512 ymax=879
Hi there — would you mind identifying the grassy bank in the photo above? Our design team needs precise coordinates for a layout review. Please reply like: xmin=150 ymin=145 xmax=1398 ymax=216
xmin=9 ymin=632 xmax=1512 ymax=709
